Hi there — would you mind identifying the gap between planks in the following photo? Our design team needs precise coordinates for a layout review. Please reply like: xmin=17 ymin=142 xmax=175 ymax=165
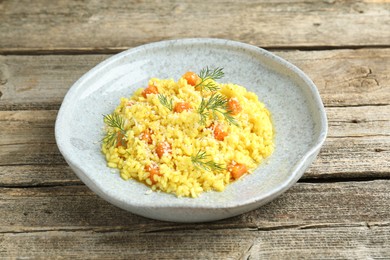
xmin=1 ymin=45 xmax=390 ymax=56
xmin=1 ymin=222 xmax=388 ymax=235
xmin=2 ymin=176 xmax=390 ymax=189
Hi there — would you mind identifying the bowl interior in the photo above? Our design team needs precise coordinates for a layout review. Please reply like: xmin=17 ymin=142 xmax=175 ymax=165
xmin=56 ymin=39 xmax=326 ymax=209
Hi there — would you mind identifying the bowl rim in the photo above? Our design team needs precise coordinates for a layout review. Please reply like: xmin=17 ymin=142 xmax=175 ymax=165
xmin=55 ymin=38 xmax=328 ymax=210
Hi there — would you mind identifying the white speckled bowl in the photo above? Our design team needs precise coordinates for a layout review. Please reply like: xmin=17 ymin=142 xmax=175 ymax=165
xmin=55 ymin=38 xmax=327 ymax=222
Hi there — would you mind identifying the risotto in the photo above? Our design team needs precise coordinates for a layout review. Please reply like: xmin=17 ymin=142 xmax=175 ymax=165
xmin=101 ymin=68 xmax=274 ymax=198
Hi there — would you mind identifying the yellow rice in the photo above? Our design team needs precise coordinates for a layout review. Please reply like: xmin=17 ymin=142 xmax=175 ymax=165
xmin=102 ymin=75 xmax=274 ymax=198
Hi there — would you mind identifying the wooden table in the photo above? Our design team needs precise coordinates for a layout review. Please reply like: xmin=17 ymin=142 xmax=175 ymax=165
xmin=1 ymin=1 xmax=389 ymax=258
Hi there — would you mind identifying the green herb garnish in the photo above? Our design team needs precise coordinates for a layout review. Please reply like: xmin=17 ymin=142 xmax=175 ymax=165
xmin=103 ymin=113 xmax=127 ymax=147
xmin=191 ymin=150 xmax=225 ymax=173
xmin=158 ymin=94 xmax=173 ymax=111
xmin=198 ymin=93 xmax=238 ymax=126
xmin=195 ymin=67 xmax=224 ymax=92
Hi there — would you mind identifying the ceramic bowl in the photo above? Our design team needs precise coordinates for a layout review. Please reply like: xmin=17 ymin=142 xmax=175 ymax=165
xmin=55 ymin=38 xmax=327 ymax=222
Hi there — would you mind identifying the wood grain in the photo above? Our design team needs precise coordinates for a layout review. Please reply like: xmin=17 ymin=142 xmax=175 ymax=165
xmin=279 ymin=48 xmax=390 ymax=107
xmin=0 ymin=165 xmax=80 ymax=187
xmin=1 ymin=132 xmax=388 ymax=186
xmin=1 ymin=49 xmax=389 ymax=110
xmin=1 ymin=0 xmax=389 ymax=53
xmin=1 ymin=181 xmax=389 ymax=258
xmin=1 ymin=1 xmax=389 ymax=258
xmin=0 ymin=106 xmax=389 ymax=186
xmin=307 ymin=136 xmax=390 ymax=178
xmin=1 ymin=181 xmax=389 ymax=232
xmin=1 ymin=227 xmax=389 ymax=259
xmin=0 ymin=55 xmax=107 ymax=110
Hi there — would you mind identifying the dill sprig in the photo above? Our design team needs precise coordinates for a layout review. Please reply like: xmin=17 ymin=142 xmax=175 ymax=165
xmin=103 ymin=113 xmax=127 ymax=147
xmin=198 ymin=93 xmax=238 ymax=126
xmin=191 ymin=150 xmax=225 ymax=173
xmin=103 ymin=132 xmax=119 ymax=147
xmin=158 ymin=94 xmax=173 ymax=111
xmin=195 ymin=67 xmax=224 ymax=92
xmin=104 ymin=113 xmax=125 ymax=129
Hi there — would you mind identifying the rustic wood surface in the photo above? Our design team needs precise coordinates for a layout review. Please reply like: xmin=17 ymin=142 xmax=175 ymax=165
xmin=1 ymin=0 xmax=390 ymax=53
xmin=1 ymin=0 xmax=389 ymax=259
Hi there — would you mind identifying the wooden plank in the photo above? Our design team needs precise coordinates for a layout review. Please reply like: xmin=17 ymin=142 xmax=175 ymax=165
xmin=2 ymin=181 xmax=389 ymax=258
xmin=0 ymin=230 xmax=251 ymax=259
xmin=307 ymin=137 xmax=390 ymax=178
xmin=1 ymin=49 xmax=389 ymax=110
xmin=0 ymin=106 xmax=389 ymax=186
xmin=0 ymin=165 xmax=80 ymax=187
xmin=1 ymin=227 xmax=389 ymax=259
xmin=0 ymin=110 xmax=57 ymax=145
xmin=0 ymin=55 xmax=108 ymax=110
xmin=251 ymin=227 xmax=390 ymax=259
xmin=1 ymin=0 xmax=389 ymax=53
xmin=0 ymin=132 xmax=388 ymax=187
xmin=1 ymin=106 xmax=387 ymax=140
xmin=279 ymin=48 xmax=390 ymax=107
xmin=326 ymin=105 xmax=390 ymax=138
xmin=0 ymin=181 xmax=389 ymax=232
